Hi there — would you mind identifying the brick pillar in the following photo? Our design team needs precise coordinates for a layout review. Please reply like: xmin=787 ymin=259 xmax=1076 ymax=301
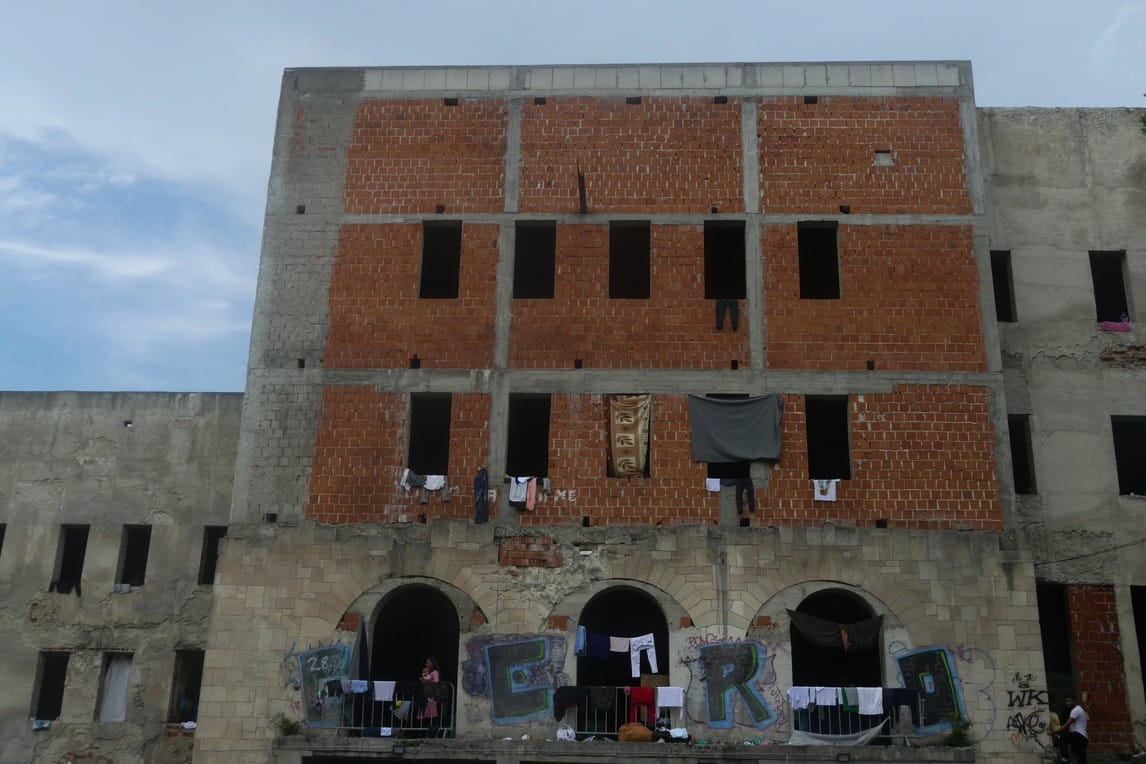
xmin=1066 ymin=584 xmax=1133 ymax=753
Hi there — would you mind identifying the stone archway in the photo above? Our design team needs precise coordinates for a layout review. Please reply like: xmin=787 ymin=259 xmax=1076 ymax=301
xmin=576 ymin=585 xmax=669 ymax=687
xmin=790 ymin=587 xmax=882 ymax=687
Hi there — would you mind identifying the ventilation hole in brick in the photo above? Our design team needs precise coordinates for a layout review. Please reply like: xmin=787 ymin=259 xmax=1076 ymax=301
xmin=582 ymin=516 xmax=591 ymax=528
xmin=443 ymin=98 xmax=458 ymax=106
xmin=866 ymin=360 xmax=875 ymax=371
xmin=123 ymin=420 xmax=133 ymax=428
xmin=714 ymin=95 xmax=728 ymax=105
xmin=409 ymin=355 xmax=421 ymax=369
xmin=533 ymin=97 xmax=547 ymax=105
xmin=874 ymin=150 xmax=894 ymax=167
xmin=710 ymin=205 xmax=719 ymax=214
xmin=804 ymin=95 xmax=819 ymax=105
xmin=296 ymin=205 xmax=306 ymax=215
xmin=574 ymin=358 xmax=583 ymax=369
xmin=298 ymin=358 xmax=306 ymax=369
xmin=839 ymin=204 xmax=851 ymax=214
xmin=876 ymin=518 xmax=888 ymax=529
xmin=263 ymin=513 xmax=278 ymax=524
xmin=626 ymin=96 xmax=641 ymax=105
xmin=419 ymin=514 xmax=427 ymax=524
xmin=739 ymin=517 xmax=750 ymax=528
xmin=435 ymin=204 xmax=446 ymax=214
xmin=731 ymin=359 xmax=739 ymax=370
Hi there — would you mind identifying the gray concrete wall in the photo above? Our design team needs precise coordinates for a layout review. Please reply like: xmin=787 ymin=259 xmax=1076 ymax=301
xmin=0 ymin=392 xmax=242 ymax=764
xmin=979 ymin=106 xmax=1146 ymax=744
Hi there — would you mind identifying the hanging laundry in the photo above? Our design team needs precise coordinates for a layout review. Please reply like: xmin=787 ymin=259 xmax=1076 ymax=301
xmin=508 ymin=477 xmax=530 ymax=505
xmin=813 ymin=479 xmax=839 ymax=502
xmin=473 ymin=468 xmax=489 ymax=524
xmin=525 ymin=478 xmax=537 ymax=510
xmin=609 ymin=636 xmax=630 ymax=653
xmin=628 ymin=633 xmax=657 ymax=677
xmin=655 ymin=686 xmax=684 ymax=708
xmin=608 ymin=394 xmax=652 ymax=477
xmin=687 ymin=394 xmax=784 ymax=462
xmin=705 ymin=478 xmax=721 ymax=492
xmin=373 ymin=681 xmax=396 ymax=702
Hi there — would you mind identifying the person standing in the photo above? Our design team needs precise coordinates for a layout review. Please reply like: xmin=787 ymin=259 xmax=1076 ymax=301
xmin=419 ymin=657 xmax=440 ymax=733
xmin=1053 ymin=694 xmax=1088 ymax=764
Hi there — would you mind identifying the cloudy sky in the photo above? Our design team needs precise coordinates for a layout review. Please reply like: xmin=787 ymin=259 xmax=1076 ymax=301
xmin=1 ymin=1 xmax=1143 ymax=392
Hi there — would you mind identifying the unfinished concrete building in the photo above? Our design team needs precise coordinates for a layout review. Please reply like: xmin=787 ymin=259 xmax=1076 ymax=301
xmin=0 ymin=62 xmax=1143 ymax=764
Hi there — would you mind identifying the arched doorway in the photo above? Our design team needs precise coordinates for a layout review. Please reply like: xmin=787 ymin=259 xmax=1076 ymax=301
xmin=790 ymin=588 xmax=882 ymax=687
xmin=576 ymin=586 xmax=668 ymax=687
xmin=370 ymin=584 xmax=460 ymax=684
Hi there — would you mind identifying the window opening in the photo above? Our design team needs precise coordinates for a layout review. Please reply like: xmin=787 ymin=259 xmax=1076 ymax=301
xmin=577 ymin=586 xmax=668 ymax=688
xmin=1009 ymin=414 xmax=1037 ymax=495
xmin=798 ymin=222 xmax=840 ymax=299
xmin=991 ymin=250 xmax=1017 ymax=322
xmin=32 ymin=652 xmax=69 ymax=720
xmin=1111 ymin=416 xmax=1146 ymax=495
xmin=96 ymin=653 xmax=133 ymax=723
xmin=52 ymin=525 xmax=89 ymax=593
xmin=791 ymin=589 xmax=880 ymax=687
xmin=198 ymin=526 xmax=227 ymax=585
xmin=513 ymin=222 xmax=556 ymax=298
xmin=609 ymin=222 xmax=650 ymax=298
xmin=1089 ymin=250 xmax=1130 ymax=322
xmin=805 ymin=396 xmax=851 ymax=480
xmin=117 ymin=525 xmax=151 ymax=586
xmin=1036 ymin=582 xmax=1074 ymax=707
xmin=0 ymin=523 xmax=5 ymax=563
xmin=419 ymin=221 xmax=462 ymax=299
xmin=703 ymin=221 xmax=746 ymax=299
xmin=1132 ymin=586 xmax=1146 ymax=706
xmin=506 ymin=395 xmax=551 ymax=477
xmin=168 ymin=650 xmax=205 ymax=723
xmin=408 ymin=393 xmax=452 ymax=475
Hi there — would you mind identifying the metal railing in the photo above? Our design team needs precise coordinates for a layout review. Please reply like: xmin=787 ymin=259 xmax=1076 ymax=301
xmin=787 ymin=687 xmax=924 ymax=745
xmin=329 ymin=681 xmax=456 ymax=739
xmin=554 ymin=686 xmax=682 ymax=741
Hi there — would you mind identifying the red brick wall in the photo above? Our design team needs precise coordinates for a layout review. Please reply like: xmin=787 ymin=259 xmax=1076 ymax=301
xmin=344 ymin=98 xmax=507 ymax=214
xmin=498 ymin=535 xmax=563 ymax=568
xmin=325 ymin=223 xmax=498 ymax=369
xmin=519 ymin=97 xmax=743 ymax=214
xmin=306 ymin=387 xmax=489 ymax=523
xmin=509 ymin=224 xmax=748 ymax=369
xmin=765 ymin=224 xmax=986 ymax=371
xmin=757 ymin=96 xmax=970 ymax=214
xmin=1066 ymin=585 xmax=1133 ymax=753
xmin=514 ymin=386 xmax=1000 ymax=530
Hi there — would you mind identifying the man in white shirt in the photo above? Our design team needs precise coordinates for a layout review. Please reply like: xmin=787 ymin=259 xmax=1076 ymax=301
xmin=1054 ymin=694 xmax=1088 ymax=764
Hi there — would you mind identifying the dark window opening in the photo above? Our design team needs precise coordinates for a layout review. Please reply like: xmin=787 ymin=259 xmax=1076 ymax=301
xmin=117 ymin=525 xmax=151 ymax=586
xmin=991 ymin=250 xmax=1017 ymax=322
xmin=0 ymin=523 xmax=5 ymax=563
xmin=32 ymin=652 xmax=69 ymax=720
xmin=798 ymin=222 xmax=840 ymax=299
xmin=1132 ymin=586 xmax=1146 ymax=707
xmin=609 ymin=222 xmax=651 ymax=298
xmin=1009 ymin=414 xmax=1037 ymax=495
xmin=791 ymin=589 xmax=879 ymax=687
xmin=168 ymin=650 xmax=205 ymax=723
xmin=513 ymin=222 xmax=556 ymax=298
xmin=1089 ymin=250 xmax=1130 ymax=322
xmin=506 ymin=395 xmax=551 ymax=477
xmin=198 ymin=526 xmax=227 ymax=585
xmin=577 ymin=587 xmax=667 ymax=687
xmin=53 ymin=525 xmax=89 ymax=592
xmin=419 ymin=222 xmax=462 ymax=299
xmin=805 ymin=396 xmax=851 ymax=480
xmin=1112 ymin=416 xmax=1146 ymax=495
xmin=703 ymin=221 xmax=746 ymax=299
xmin=408 ymin=393 xmax=452 ymax=475
xmin=1036 ymin=582 xmax=1074 ymax=707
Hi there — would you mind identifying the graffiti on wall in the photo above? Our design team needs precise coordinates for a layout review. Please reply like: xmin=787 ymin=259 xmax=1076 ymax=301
xmin=281 ymin=640 xmax=353 ymax=727
xmin=461 ymin=634 xmax=569 ymax=724
xmin=679 ymin=635 xmax=780 ymax=731
xmin=1004 ymin=671 xmax=1049 ymax=743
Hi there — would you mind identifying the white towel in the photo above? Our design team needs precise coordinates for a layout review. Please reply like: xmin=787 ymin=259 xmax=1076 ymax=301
xmin=656 ymin=686 xmax=684 ymax=708
xmin=813 ymin=479 xmax=839 ymax=502
xmin=857 ymin=686 xmax=883 ymax=715
xmin=609 ymin=636 xmax=630 ymax=652
xmin=508 ymin=478 xmax=529 ymax=502
xmin=814 ymin=686 xmax=840 ymax=706
xmin=373 ymin=680 xmax=396 ymax=701
xmin=424 ymin=474 xmax=446 ymax=490
xmin=788 ymin=686 xmax=813 ymax=710
xmin=705 ymin=478 xmax=721 ymax=492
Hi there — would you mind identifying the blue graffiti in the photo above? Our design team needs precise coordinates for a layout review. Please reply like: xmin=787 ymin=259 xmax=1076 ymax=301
xmin=462 ymin=634 xmax=569 ymax=725
xmin=697 ymin=642 xmax=777 ymax=730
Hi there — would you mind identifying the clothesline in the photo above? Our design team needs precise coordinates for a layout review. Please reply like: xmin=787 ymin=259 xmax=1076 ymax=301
xmin=574 ymin=626 xmax=658 ymax=678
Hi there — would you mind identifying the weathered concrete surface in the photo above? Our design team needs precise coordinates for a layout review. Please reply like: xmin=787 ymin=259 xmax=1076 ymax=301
xmin=979 ymin=107 xmax=1146 ymax=746
xmin=0 ymin=392 xmax=241 ymax=764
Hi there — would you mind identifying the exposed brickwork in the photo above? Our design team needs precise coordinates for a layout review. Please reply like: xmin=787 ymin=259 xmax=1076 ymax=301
xmin=514 ymin=386 xmax=1000 ymax=529
xmin=546 ymin=615 xmax=570 ymax=630
xmin=1066 ymin=584 xmax=1133 ymax=754
xmin=509 ymin=224 xmax=748 ymax=369
xmin=344 ymin=98 xmax=507 ymax=214
xmin=326 ymin=223 xmax=498 ymax=369
xmin=306 ymin=386 xmax=490 ymax=522
xmin=765 ymin=224 xmax=986 ymax=371
xmin=1100 ymin=345 xmax=1146 ymax=367
xmin=337 ymin=611 xmax=362 ymax=632
xmin=519 ymin=97 xmax=743 ymax=213
xmin=498 ymin=534 xmax=563 ymax=567
xmin=758 ymin=96 xmax=971 ymax=214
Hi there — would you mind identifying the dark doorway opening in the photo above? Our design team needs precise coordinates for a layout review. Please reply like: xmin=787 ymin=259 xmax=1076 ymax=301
xmin=1133 ymin=586 xmax=1146 ymax=708
xmin=506 ymin=394 xmax=551 ymax=477
xmin=371 ymin=585 xmax=459 ymax=685
xmin=1089 ymin=250 xmax=1130 ymax=322
xmin=408 ymin=393 xmax=452 ymax=475
xmin=790 ymin=589 xmax=880 ymax=687
xmin=703 ymin=221 xmax=746 ymax=299
xmin=798 ymin=222 xmax=840 ymax=299
xmin=1037 ymin=582 xmax=1075 ymax=707
xmin=576 ymin=586 xmax=668 ymax=687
